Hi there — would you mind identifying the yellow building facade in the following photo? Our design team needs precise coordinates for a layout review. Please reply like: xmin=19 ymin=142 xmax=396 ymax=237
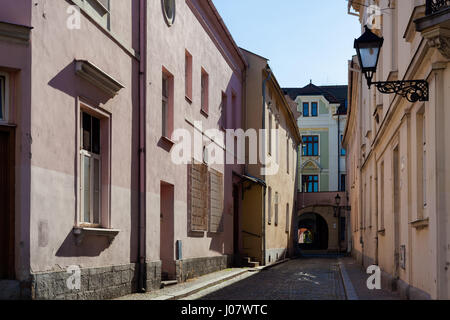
xmin=239 ymin=49 xmax=301 ymax=266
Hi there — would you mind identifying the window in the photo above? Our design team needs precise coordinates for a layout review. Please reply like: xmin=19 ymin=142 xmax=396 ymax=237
xmin=341 ymin=135 xmax=346 ymax=156
xmin=302 ymin=175 xmax=319 ymax=193
xmin=268 ymin=187 xmax=272 ymax=224
xmin=73 ymin=0 xmax=111 ymax=30
xmin=201 ymin=68 xmax=209 ymax=115
xmin=232 ymin=92 xmax=237 ymax=129
xmin=286 ymin=137 xmax=290 ymax=174
xmin=162 ymin=0 xmax=176 ymax=26
xmin=268 ymin=113 xmax=273 ymax=155
xmin=220 ymin=92 xmax=227 ymax=129
xmin=340 ymin=174 xmax=346 ymax=192
xmin=418 ymin=111 xmax=427 ymax=212
xmin=302 ymin=136 xmax=319 ymax=156
xmin=274 ymin=192 xmax=279 ymax=226
xmin=209 ymin=169 xmax=224 ymax=233
xmin=0 ymin=74 xmax=7 ymax=121
xmin=303 ymin=102 xmax=309 ymax=117
xmin=286 ymin=203 xmax=290 ymax=233
xmin=189 ymin=162 xmax=208 ymax=232
xmin=422 ymin=114 xmax=427 ymax=209
xmin=311 ymin=102 xmax=318 ymax=117
xmin=162 ymin=69 xmax=174 ymax=138
xmin=185 ymin=50 xmax=192 ymax=101
xmin=80 ymin=112 xmax=102 ymax=225
xmin=379 ymin=161 xmax=385 ymax=229
xmin=275 ymin=123 xmax=279 ymax=164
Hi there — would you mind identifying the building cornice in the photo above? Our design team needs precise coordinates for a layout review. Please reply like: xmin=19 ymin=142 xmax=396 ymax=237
xmin=75 ymin=60 xmax=124 ymax=96
xmin=0 ymin=21 xmax=32 ymax=45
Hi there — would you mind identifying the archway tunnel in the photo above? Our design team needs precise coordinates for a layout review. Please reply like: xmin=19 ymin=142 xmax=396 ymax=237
xmin=297 ymin=213 xmax=329 ymax=251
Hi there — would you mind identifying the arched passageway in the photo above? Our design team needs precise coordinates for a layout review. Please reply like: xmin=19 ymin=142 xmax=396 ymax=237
xmin=298 ymin=213 xmax=329 ymax=250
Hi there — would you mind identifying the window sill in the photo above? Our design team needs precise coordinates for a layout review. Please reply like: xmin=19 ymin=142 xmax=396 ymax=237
xmin=377 ymin=228 xmax=386 ymax=235
xmin=410 ymin=218 xmax=429 ymax=230
xmin=200 ymin=109 xmax=209 ymax=118
xmin=159 ymin=136 xmax=175 ymax=152
xmin=73 ymin=227 xmax=120 ymax=246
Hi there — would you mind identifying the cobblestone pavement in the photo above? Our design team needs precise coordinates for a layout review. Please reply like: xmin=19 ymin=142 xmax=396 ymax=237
xmin=188 ymin=258 xmax=346 ymax=300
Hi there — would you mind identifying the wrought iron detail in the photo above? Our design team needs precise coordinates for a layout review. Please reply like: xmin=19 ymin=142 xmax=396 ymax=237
xmin=426 ymin=0 xmax=450 ymax=15
xmin=371 ymin=80 xmax=429 ymax=103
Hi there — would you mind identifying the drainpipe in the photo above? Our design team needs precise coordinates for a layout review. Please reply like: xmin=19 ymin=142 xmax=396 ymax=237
xmin=337 ymin=113 xmax=341 ymax=191
xmin=261 ymin=66 xmax=272 ymax=266
xmin=138 ymin=0 xmax=147 ymax=293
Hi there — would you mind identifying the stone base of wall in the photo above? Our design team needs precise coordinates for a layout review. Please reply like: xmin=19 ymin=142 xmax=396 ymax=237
xmin=3 ymin=261 xmax=162 ymax=300
xmin=31 ymin=264 xmax=139 ymax=300
xmin=265 ymin=248 xmax=287 ymax=265
xmin=352 ymin=249 xmax=432 ymax=300
xmin=146 ymin=260 xmax=162 ymax=291
xmin=176 ymin=255 xmax=233 ymax=283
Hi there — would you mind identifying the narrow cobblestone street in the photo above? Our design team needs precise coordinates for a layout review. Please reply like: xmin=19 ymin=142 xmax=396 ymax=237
xmin=186 ymin=258 xmax=346 ymax=300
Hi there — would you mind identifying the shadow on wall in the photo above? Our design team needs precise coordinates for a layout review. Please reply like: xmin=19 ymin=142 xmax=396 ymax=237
xmin=48 ymin=60 xmax=121 ymax=259
xmin=55 ymin=231 xmax=112 ymax=257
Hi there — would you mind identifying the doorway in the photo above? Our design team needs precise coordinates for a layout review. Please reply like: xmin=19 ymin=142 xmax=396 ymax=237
xmin=0 ymin=127 xmax=14 ymax=279
xmin=233 ymin=185 xmax=240 ymax=255
xmin=160 ymin=182 xmax=175 ymax=281
xmin=393 ymin=146 xmax=400 ymax=280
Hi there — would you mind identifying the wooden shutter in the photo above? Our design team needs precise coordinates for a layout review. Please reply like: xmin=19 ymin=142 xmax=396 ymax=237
xmin=209 ymin=169 xmax=224 ymax=233
xmin=189 ymin=162 xmax=208 ymax=232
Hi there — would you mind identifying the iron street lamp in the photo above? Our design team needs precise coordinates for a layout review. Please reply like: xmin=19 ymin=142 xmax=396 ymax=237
xmin=334 ymin=194 xmax=341 ymax=217
xmin=354 ymin=26 xmax=429 ymax=103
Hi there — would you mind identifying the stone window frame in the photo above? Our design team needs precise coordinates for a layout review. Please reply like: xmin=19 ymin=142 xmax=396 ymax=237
xmin=0 ymin=71 xmax=10 ymax=123
xmin=76 ymin=99 xmax=112 ymax=230
xmin=185 ymin=50 xmax=193 ymax=102
xmin=162 ymin=67 xmax=174 ymax=140
xmin=200 ymin=68 xmax=209 ymax=117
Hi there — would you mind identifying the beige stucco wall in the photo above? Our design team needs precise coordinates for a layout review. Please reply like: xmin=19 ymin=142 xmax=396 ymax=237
xmin=344 ymin=0 xmax=450 ymax=299
xmin=27 ymin=0 xmax=139 ymax=274
xmin=145 ymin=0 xmax=245 ymax=262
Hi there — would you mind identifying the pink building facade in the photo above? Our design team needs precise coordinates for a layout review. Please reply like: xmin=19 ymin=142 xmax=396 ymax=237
xmin=0 ymin=0 xmax=245 ymax=300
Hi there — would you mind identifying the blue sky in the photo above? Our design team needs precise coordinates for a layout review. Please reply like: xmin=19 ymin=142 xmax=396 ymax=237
xmin=212 ymin=0 xmax=362 ymax=88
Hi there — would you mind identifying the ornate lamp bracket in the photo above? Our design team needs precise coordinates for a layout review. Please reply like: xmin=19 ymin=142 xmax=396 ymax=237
xmin=369 ymin=80 xmax=429 ymax=103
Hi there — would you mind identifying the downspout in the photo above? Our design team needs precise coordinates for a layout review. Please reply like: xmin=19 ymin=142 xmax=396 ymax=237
xmin=338 ymin=113 xmax=341 ymax=191
xmin=138 ymin=0 xmax=147 ymax=293
xmin=261 ymin=66 xmax=272 ymax=266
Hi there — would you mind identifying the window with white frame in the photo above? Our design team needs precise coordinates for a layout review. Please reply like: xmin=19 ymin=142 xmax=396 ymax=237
xmin=80 ymin=112 xmax=102 ymax=225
